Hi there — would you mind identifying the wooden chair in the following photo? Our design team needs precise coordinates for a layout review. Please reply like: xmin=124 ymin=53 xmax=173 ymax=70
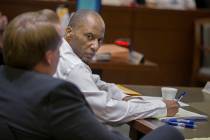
xmin=192 ymin=18 xmax=210 ymax=86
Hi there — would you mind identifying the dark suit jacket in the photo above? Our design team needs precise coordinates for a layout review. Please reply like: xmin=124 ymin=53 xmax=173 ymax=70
xmin=0 ymin=48 xmax=3 ymax=65
xmin=0 ymin=66 xmax=129 ymax=140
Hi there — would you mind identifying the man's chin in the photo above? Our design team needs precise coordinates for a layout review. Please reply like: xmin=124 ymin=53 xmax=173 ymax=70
xmin=82 ymin=57 xmax=92 ymax=63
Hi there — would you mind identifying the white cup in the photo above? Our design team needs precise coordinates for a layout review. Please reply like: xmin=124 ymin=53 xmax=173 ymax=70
xmin=161 ymin=87 xmax=178 ymax=100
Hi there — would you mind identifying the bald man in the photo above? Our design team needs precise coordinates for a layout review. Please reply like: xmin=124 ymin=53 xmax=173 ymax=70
xmin=54 ymin=10 xmax=179 ymax=125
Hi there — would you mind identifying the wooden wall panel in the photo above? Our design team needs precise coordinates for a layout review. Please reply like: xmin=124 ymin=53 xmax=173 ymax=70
xmin=1 ymin=1 xmax=210 ymax=86
xmin=101 ymin=6 xmax=133 ymax=43
xmin=0 ymin=0 xmax=75 ymax=21
xmin=132 ymin=30 xmax=192 ymax=63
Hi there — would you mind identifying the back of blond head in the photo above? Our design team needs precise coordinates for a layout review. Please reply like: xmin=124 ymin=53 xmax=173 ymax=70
xmin=3 ymin=10 xmax=61 ymax=70
xmin=37 ymin=9 xmax=60 ymax=24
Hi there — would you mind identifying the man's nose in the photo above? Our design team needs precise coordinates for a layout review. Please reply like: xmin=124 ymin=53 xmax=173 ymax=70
xmin=91 ymin=39 xmax=100 ymax=50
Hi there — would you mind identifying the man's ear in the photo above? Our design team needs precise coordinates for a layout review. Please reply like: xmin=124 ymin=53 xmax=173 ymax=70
xmin=45 ymin=50 xmax=54 ymax=65
xmin=65 ymin=26 xmax=73 ymax=42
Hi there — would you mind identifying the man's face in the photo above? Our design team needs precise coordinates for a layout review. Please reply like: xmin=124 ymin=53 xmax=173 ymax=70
xmin=49 ymin=47 xmax=60 ymax=75
xmin=51 ymin=47 xmax=60 ymax=75
xmin=69 ymin=15 xmax=105 ymax=62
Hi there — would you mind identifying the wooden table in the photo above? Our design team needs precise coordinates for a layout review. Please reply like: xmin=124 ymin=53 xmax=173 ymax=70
xmin=126 ymin=85 xmax=210 ymax=140
xmin=89 ymin=60 xmax=159 ymax=85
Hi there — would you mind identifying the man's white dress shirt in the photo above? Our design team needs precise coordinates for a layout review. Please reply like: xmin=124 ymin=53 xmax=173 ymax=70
xmin=54 ymin=39 xmax=167 ymax=124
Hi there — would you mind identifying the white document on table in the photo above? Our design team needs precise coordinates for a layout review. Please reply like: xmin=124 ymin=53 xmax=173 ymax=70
xmin=141 ymin=96 xmax=189 ymax=107
xmin=159 ymin=108 xmax=208 ymax=121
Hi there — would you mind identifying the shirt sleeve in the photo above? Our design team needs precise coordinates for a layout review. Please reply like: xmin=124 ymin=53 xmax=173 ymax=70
xmin=48 ymin=82 xmax=130 ymax=140
xmin=92 ymin=73 xmax=128 ymax=100
xmin=63 ymin=64 xmax=167 ymax=124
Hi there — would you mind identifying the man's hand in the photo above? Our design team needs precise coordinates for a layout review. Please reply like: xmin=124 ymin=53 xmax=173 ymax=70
xmin=163 ymin=100 xmax=179 ymax=117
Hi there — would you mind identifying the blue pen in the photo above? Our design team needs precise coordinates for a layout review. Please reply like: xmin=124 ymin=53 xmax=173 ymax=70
xmin=167 ymin=118 xmax=195 ymax=125
xmin=177 ymin=92 xmax=186 ymax=101
xmin=166 ymin=121 xmax=196 ymax=129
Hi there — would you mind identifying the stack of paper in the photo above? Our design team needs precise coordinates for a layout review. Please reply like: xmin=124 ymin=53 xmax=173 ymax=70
xmin=141 ymin=96 xmax=189 ymax=107
xmin=186 ymin=137 xmax=210 ymax=140
xmin=159 ymin=108 xmax=208 ymax=121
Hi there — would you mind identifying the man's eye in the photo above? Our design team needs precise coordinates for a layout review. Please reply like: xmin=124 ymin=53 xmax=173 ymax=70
xmin=98 ymin=38 xmax=103 ymax=45
xmin=86 ymin=34 xmax=94 ymax=40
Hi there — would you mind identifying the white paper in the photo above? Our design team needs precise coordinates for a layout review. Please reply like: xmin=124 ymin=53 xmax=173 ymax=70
xmin=159 ymin=108 xmax=208 ymax=120
xmin=141 ymin=96 xmax=189 ymax=107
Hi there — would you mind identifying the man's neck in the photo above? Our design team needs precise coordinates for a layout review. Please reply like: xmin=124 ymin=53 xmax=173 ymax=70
xmin=33 ymin=63 xmax=52 ymax=76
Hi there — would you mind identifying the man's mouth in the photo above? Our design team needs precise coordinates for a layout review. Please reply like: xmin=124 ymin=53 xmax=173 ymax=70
xmin=87 ymin=52 xmax=95 ymax=58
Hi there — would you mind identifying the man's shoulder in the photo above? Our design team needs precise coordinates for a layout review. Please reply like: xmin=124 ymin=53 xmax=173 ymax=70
xmin=0 ymin=66 xmax=81 ymax=101
xmin=57 ymin=40 xmax=87 ymax=75
xmin=27 ymin=71 xmax=82 ymax=100
xmin=34 ymin=72 xmax=77 ymax=89
xmin=59 ymin=39 xmax=84 ymax=67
